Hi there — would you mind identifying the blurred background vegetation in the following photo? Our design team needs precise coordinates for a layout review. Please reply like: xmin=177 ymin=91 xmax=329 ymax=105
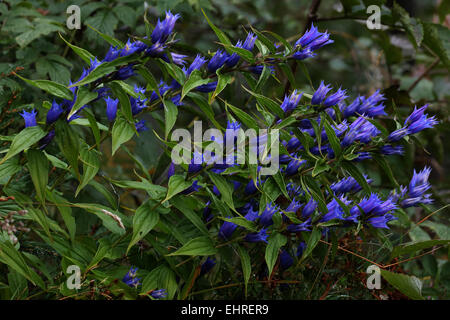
xmin=0 ymin=0 xmax=449 ymax=299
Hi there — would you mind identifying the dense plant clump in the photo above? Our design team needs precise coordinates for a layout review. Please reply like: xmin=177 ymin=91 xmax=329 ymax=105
xmin=0 ymin=4 xmax=447 ymax=300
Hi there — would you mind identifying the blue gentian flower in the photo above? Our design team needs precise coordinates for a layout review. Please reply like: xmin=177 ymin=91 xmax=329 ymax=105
xmin=151 ymin=11 xmax=180 ymax=44
xmin=286 ymin=182 xmax=302 ymax=198
xmin=330 ymin=175 xmax=372 ymax=195
xmin=388 ymin=127 xmax=409 ymax=142
xmin=302 ymin=197 xmax=317 ymax=218
xmin=285 ymin=157 xmax=305 ymax=176
xmin=286 ymin=218 xmax=312 ymax=232
xmin=104 ymin=97 xmax=118 ymax=122
xmin=196 ymin=81 xmax=217 ymax=93
xmin=323 ymin=88 xmax=348 ymax=107
xmin=389 ymin=105 xmax=437 ymax=141
xmin=188 ymin=151 xmax=203 ymax=173
xmin=248 ymin=65 xmax=275 ymax=75
xmin=207 ymin=50 xmax=228 ymax=73
xmin=311 ymin=81 xmax=332 ymax=105
xmin=150 ymin=289 xmax=168 ymax=299
xmin=103 ymin=45 xmax=121 ymax=62
xmin=46 ymin=100 xmax=64 ymax=125
xmin=186 ymin=54 xmax=207 ymax=75
xmin=293 ymin=24 xmax=333 ymax=60
xmin=320 ymin=197 xmax=351 ymax=223
xmin=115 ymin=65 xmax=136 ymax=80
xmin=400 ymin=167 xmax=433 ymax=208
xmin=20 ymin=109 xmax=37 ymax=127
xmin=244 ymin=228 xmax=268 ymax=243
xmin=122 ymin=267 xmax=141 ymax=287
xmin=280 ymin=250 xmax=294 ymax=270
xmin=242 ymin=32 xmax=257 ymax=51
xmin=200 ymin=257 xmax=216 ymax=276
xmin=381 ymin=145 xmax=404 ymax=156
xmin=135 ymin=119 xmax=149 ymax=133
xmin=367 ymin=213 xmax=397 ymax=229
xmin=260 ymin=202 xmax=280 ymax=227
xmin=244 ymin=207 xmax=259 ymax=222
xmin=219 ymin=218 xmax=238 ymax=240
xmin=280 ymin=90 xmax=303 ymax=113
xmin=297 ymin=242 xmax=307 ymax=257
xmin=286 ymin=198 xmax=302 ymax=213
xmin=341 ymin=116 xmax=380 ymax=146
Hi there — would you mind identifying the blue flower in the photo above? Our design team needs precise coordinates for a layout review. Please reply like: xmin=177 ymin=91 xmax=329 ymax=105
xmin=341 ymin=116 xmax=380 ymax=146
xmin=400 ymin=167 xmax=433 ymax=208
xmin=367 ymin=213 xmax=397 ymax=229
xmin=244 ymin=207 xmax=259 ymax=222
xmin=219 ymin=218 xmax=238 ymax=240
xmin=286 ymin=198 xmax=302 ymax=213
xmin=302 ymin=197 xmax=317 ymax=218
xmin=188 ymin=151 xmax=203 ymax=173
xmin=170 ymin=52 xmax=187 ymax=65
xmin=286 ymin=182 xmax=302 ymax=198
xmin=167 ymin=162 xmax=175 ymax=179
xmin=293 ymin=24 xmax=333 ymax=60
xmin=135 ymin=119 xmax=149 ymax=133
xmin=248 ymin=65 xmax=275 ymax=75
xmin=103 ymin=45 xmax=121 ymax=62
xmin=286 ymin=219 xmax=311 ymax=232
xmin=297 ymin=242 xmax=307 ymax=257
xmin=196 ymin=81 xmax=217 ymax=93
xmin=320 ymin=197 xmax=351 ymax=223
xmin=151 ymin=11 xmax=180 ymax=44
xmin=20 ymin=109 xmax=37 ymax=127
xmin=207 ymin=50 xmax=229 ymax=73
xmin=122 ymin=267 xmax=141 ymax=287
xmin=311 ymin=81 xmax=332 ymax=105
xmin=244 ymin=228 xmax=268 ymax=243
xmin=242 ymin=32 xmax=257 ymax=51
xmin=46 ymin=100 xmax=64 ymax=125
xmin=280 ymin=250 xmax=294 ymax=270
xmin=280 ymin=90 xmax=303 ymax=113
xmin=285 ymin=157 xmax=306 ymax=176
xmin=120 ymin=39 xmax=146 ymax=56
xmin=381 ymin=145 xmax=404 ymax=156
xmin=186 ymin=54 xmax=207 ymax=75
xmin=260 ymin=202 xmax=280 ymax=227
xmin=200 ymin=257 xmax=216 ymax=276
xmin=104 ymin=97 xmax=118 ymax=122
xmin=323 ymin=87 xmax=348 ymax=107
xmin=388 ymin=105 xmax=437 ymax=141
xmin=150 ymin=289 xmax=168 ymax=299
xmin=114 ymin=65 xmax=136 ymax=80
xmin=330 ymin=175 xmax=372 ymax=195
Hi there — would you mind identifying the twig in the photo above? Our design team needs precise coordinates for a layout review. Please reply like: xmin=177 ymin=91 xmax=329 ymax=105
xmin=407 ymin=58 xmax=440 ymax=92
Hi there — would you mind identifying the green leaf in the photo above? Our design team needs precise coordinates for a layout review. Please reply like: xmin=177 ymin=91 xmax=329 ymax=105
xmin=181 ymin=69 xmax=210 ymax=101
xmin=312 ymin=158 xmax=331 ymax=177
xmin=0 ymin=241 xmax=45 ymax=289
xmin=111 ymin=117 xmax=135 ymax=155
xmin=109 ymin=81 xmax=133 ymax=122
xmin=163 ymin=99 xmax=178 ymax=140
xmin=75 ymin=145 xmax=100 ymax=196
xmin=207 ymin=172 xmax=235 ymax=211
xmin=380 ymin=270 xmax=424 ymax=300
xmin=46 ymin=191 xmax=76 ymax=241
xmin=167 ymin=236 xmax=217 ymax=256
xmin=221 ymin=217 xmax=257 ymax=232
xmin=237 ymin=245 xmax=251 ymax=297
xmin=86 ymin=23 xmax=124 ymax=48
xmin=210 ymin=72 xmax=232 ymax=103
xmin=225 ymin=101 xmax=259 ymax=130
xmin=391 ymin=240 xmax=450 ymax=258
xmin=171 ymin=196 xmax=210 ymax=236
xmin=323 ymin=118 xmax=342 ymax=157
xmin=26 ymin=149 xmax=48 ymax=204
xmin=67 ymin=86 xmax=98 ymax=121
xmin=201 ymin=9 xmax=231 ymax=46
xmin=393 ymin=3 xmax=423 ymax=49
xmin=422 ymin=22 xmax=450 ymax=70
xmin=242 ymin=86 xmax=284 ymax=119
xmin=265 ymin=232 xmax=287 ymax=276
xmin=55 ymin=120 xmax=80 ymax=179
xmin=373 ymin=154 xmax=399 ymax=187
xmin=221 ymin=44 xmax=254 ymax=62
xmin=14 ymin=73 xmax=73 ymax=100
xmin=163 ymin=175 xmax=192 ymax=203
xmin=59 ymin=33 xmax=95 ymax=64
xmin=341 ymin=161 xmax=371 ymax=194
xmin=301 ymin=227 xmax=321 ymax=260
xmin=127 ymin=201 xmax=160 ymax=253
xmin=0 ymin=126 xmax=47 ymax=165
